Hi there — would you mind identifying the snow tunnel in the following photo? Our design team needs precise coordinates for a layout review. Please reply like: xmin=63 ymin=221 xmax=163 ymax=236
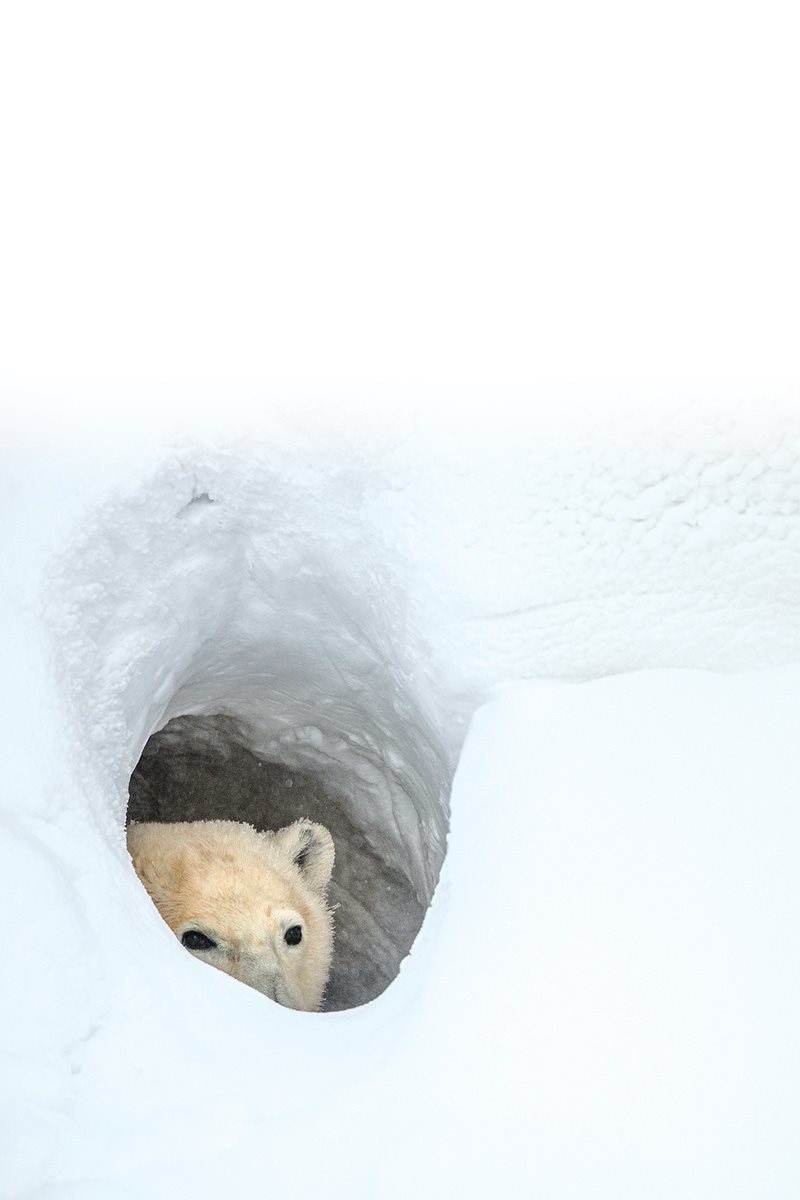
xmin=127 ymin=697 xmax=448 ymax=1012
xmin=10 ymin=405 xmax=800 ymax=1197
xmin=55 ymin=460 xmax=452 ymax=1012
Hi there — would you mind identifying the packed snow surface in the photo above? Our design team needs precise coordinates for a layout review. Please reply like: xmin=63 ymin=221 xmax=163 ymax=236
xmin=3 ymin=0 xmax=800 ymax=1191
xmin=2 ymin=402 xmax=800 ymax=1197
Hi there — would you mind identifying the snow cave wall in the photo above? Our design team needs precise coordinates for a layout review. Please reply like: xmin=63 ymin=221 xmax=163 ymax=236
xmin=34 ymin=405 xmax=800 ymax=1013
xmin=4 ymin=399 xmax=800 ymax=1195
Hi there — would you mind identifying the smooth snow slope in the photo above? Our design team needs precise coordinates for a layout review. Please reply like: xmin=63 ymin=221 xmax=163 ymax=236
xmin=1 ymin=400 xmax=800 ymax=1197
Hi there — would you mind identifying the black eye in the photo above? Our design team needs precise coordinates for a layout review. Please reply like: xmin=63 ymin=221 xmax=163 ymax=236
xmin=181 ymin=930 xmax=217 ymax=951
xmin=284 ymin=925 xmax=303 ymax=946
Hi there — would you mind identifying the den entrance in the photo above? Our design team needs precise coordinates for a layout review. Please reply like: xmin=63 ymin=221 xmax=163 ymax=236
xmin=128 ymin=712 xmax=448 ymax=1010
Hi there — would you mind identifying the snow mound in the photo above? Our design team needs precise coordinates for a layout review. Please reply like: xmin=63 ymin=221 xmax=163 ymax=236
xmin=2 ymin=403 xmax=800 ymax=1196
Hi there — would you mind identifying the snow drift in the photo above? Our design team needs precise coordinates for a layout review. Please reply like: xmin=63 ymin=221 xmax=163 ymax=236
xmin=2 ymin=400 xmax=800 ymax=1197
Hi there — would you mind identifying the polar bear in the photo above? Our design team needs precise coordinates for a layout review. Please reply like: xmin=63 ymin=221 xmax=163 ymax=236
xmin=127 ymin=818 xmax=335 ymax=1011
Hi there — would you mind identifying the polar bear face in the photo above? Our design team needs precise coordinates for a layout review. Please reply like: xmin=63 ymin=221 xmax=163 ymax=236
xmin=127 ymin=818 xmax=335 ymax=1011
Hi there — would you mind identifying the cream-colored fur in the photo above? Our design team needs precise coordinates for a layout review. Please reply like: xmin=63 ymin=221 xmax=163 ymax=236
xmin=127 ymin=818 xmax=335 ymax=1011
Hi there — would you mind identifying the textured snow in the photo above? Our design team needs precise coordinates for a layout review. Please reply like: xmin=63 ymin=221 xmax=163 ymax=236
xmin=3 ymin=1 xmax=800 ymax=1192
xmin=2 ymin=401 xmax=800 ymax=1197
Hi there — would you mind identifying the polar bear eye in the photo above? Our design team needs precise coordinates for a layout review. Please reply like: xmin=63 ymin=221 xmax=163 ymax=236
xmin=181 ymin=930 xmax=217 ymax=951
xmin=284 ymin=925 xmax=303 ymax=946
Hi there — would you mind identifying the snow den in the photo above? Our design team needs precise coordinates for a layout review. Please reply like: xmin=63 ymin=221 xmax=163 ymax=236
xmin=128 ymin=701 xmax=449 ymax=1011
xmin=61 ymin=460 xmax=452 ymax=1012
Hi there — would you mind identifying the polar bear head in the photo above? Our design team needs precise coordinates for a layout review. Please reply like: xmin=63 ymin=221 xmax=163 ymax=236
xmin=127 ymin=818 xmax=335 ymax=1011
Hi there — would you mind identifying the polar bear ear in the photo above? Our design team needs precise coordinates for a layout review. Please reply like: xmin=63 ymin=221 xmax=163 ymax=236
xmin=271 ymin=819 xmax=335 ymax=896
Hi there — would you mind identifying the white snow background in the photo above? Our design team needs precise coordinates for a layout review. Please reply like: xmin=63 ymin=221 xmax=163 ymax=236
xmin=2 ymin=2 xmax=800 ymax=1197
xmin=3 ymin=406 xmax=800 ymax=1198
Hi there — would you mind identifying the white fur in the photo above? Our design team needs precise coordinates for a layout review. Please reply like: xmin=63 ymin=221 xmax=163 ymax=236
xmin=127 ymin=819 xmax=335 ymax=1011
